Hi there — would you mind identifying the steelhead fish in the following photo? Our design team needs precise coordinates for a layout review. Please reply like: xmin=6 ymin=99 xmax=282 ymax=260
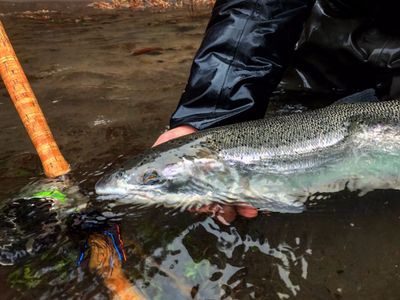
xmin=96 ymin=100 xmax=400 ymax=213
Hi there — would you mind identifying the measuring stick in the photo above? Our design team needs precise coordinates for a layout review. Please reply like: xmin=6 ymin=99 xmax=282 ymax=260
xmin=0 ymin=21 xmax=70 ymax=178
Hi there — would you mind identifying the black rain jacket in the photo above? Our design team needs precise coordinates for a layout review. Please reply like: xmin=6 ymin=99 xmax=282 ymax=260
xmin=170 ymin=0 xmax=400 ymax=130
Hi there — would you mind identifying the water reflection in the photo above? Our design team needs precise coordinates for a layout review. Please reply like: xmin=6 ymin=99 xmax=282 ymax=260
xmin=137 ymin=216 xmax=312 ymax=299
xmin=1 ymin=189 xmax=400 ymax=299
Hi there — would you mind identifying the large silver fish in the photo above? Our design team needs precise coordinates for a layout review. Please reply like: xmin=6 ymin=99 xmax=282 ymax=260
xmin=96 ymin=100 xmax=400 ymax=213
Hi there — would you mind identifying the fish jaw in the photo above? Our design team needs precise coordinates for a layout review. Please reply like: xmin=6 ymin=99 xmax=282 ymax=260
xmin=95 ymin=174 xmax=131 ymax=197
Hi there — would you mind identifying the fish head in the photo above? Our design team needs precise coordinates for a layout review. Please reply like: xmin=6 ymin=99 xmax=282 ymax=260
xmin=95 ymin=155 xmax=172 ymax=197
xmin=94 ymin=144 xmax=207 ymax=202
xmin=95 ymin=136 xmax=228 ymax=209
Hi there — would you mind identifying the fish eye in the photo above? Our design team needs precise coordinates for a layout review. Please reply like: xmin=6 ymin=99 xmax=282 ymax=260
xmin=116 ymin=170 xmax=125 ymax=178
xmin=143 ymin=170 xmax=163 ymax=185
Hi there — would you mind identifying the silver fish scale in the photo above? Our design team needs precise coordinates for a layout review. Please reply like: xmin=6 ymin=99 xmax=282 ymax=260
xmin=190 ymin=100 xmax=400 ymax=161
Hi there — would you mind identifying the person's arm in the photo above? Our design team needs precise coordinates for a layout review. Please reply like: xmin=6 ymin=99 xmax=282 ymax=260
xmin=169 ymin=0 xmax=315 ymax=131
xmin=155 ymin=0 xmax=314 ymax=146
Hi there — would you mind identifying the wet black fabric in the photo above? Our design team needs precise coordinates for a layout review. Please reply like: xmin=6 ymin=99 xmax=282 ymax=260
xmin=334 ymin=88 xmax=378 ymax=105
xmin=281 ymin=0 xmax=400 ymax=102
xmin=170 ymin=0 xmax=314 ymax=130
xmin=170 ymin=0 xmax=400 ymax=130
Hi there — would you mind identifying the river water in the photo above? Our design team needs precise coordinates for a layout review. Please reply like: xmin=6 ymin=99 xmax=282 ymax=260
xmin=0 ymin=2 xmax=400 ymax=299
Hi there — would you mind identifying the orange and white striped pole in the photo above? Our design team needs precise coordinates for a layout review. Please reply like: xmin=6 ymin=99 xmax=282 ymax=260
xmin=0 ymin=21 xmax=70 ymax=178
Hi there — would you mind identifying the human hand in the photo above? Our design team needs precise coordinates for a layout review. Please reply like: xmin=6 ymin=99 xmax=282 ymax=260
xmin=152 ymin=125 xmax=258 ymax=224
xmin=152 ymin=125 xmax=198 ymax=147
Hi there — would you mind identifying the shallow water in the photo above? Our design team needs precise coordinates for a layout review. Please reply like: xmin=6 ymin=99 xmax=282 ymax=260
xmin=1 ymin=2 xmax=400 ymax=299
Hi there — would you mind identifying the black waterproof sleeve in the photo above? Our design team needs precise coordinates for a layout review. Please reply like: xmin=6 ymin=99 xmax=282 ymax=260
xmin=170 ymin=0 xmax=315 ymax=130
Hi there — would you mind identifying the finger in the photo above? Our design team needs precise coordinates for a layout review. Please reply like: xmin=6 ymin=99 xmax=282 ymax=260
xmin=215 ymin=205 xmax=237 ymax=225
xmin=152 ymin=134 xmax=172 ymax=147
xmin=152 ymin=125 xmax=197 ymax=147
xmin=188 ymin=203 xmax=237 ymax=225
xmin=235 ymin=204 xmax=258 ymax=218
